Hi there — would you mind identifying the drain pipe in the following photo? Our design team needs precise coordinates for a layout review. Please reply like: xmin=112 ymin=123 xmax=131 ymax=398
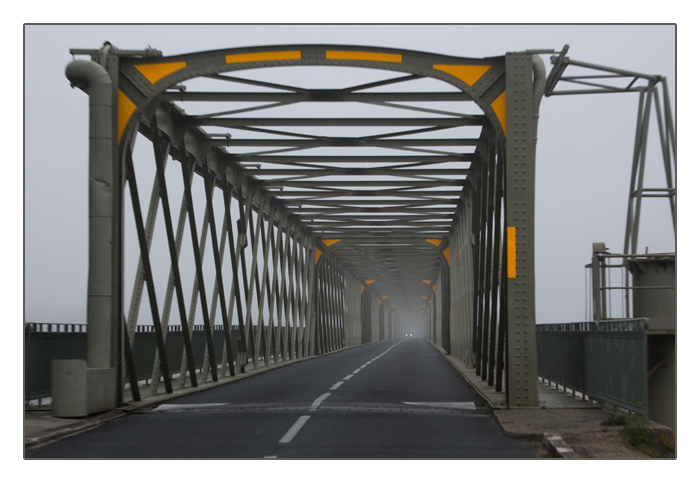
xmin=65 ymin=55 xmax=114 ymax=370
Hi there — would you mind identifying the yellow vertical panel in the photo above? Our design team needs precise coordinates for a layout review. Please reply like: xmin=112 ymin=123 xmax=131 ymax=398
xmin=135 ymin=61 xmax=187 ymax=84
xmin=118 ymin=90 xmax=137 ymax=144
xmin=491 ymin=91 xmax=507 ymax=137
xmin=432 ymin=64 xmax=491 ymax=86
xmin=315 ymin=248 xmax=322 ymax=264
xmin=442 ymin=247 xmax=450 ymax=265
xmin=361 ymin=285 xmax=365 ymax=294
xmin=507 ymin=226 xmax=517 ymax=278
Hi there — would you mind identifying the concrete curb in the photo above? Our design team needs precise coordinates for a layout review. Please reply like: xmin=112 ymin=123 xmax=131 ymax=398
xmin=24 ymin=410 xmax=125 ymax=451
xmin=542 ymin=433 xmax=575 ymax=458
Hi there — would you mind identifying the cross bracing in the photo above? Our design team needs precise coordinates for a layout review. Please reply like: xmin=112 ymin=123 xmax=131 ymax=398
xmin=60 ymin=43 xmax=546 ymax=415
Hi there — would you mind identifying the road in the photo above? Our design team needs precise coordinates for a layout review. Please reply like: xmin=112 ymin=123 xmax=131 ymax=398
xmin=26 ymin=338 xmax=541 ymax=458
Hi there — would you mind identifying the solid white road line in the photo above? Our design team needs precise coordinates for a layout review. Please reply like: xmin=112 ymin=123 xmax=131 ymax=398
xmin=278 ymin=415 xmax=311 ymax=444
xmin=402 ymin=402 xmax=477 ymax=410
xmin=153 ymin=403 xmax=228 ymax=411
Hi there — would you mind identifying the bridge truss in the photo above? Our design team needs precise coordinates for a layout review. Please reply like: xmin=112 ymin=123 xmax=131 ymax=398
xmin=57 ymin=43 xmax=547 ymax=415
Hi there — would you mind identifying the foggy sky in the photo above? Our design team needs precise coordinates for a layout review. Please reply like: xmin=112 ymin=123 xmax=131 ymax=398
xmin=23 ymin=24 xmax=677 ymax=327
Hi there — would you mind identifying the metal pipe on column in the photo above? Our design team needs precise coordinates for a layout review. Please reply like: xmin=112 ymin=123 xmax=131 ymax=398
xmin=65 ymin=57 xmax=114 ymax=370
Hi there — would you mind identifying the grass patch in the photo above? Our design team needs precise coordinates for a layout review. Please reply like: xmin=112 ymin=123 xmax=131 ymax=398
xmin=602 ymin=413 xmax=675 ymax=458
xmin=601 ymin=413 xmax=627 ymax=426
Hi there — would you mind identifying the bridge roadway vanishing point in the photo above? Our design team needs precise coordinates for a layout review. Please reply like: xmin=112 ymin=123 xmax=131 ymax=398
xmin=53 ymin=43 xmax=547 ymax=428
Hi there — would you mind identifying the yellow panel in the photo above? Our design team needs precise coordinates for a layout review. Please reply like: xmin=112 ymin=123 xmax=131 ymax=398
xmin=423 ymin=280 xmax=432 ymax=284
xmin=390 ymin=305 xmax=396 ymax=308
xmin=507 ymin=226 xmax=517 ymax=278
xmin=422 ymin=296 xmax=428 ymax=300
xmin=226 ymin=51 xmax=302 ymax=64
xmin=432 ymin=285 xmax=436 ymax=293
xmin=491 ymin=91 xmax=507 ymax=137
xmin=425 ymin=239 xmax=442 ymax=247
xmin=315 ymin=247 xmax=322 ymax=264
xmin=433 ymin=64 xmax=491 ymax=87
xmin=322 ymin=239 xmax=342 ymax=247
xmin=365 ymin=280 xmax=375 ymax=285
xmin=443 ymin=247 xmax=450 ymax=265
xmin=361 ymin=285 xmax=365 ymax=294
xmin=118 ymin=90 xmax=137 ymax=144
xmin=382 ymin=296 xmax=389 ymax=299
xmin=326 ymin=50 xmax=402 ymax=63
xmin=135 ymin=61 xmax=187 ymax=84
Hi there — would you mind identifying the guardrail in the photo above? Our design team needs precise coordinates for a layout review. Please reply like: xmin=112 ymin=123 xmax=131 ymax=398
xmin=24 ymin=323 xmax=257 ymax=405
xmin=536 ymin=318 xmax=649 ymax=415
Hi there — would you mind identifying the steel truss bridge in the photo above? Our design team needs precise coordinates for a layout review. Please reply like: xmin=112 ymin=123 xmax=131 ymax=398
xmin=53 ymin=43 xmax=675 ymax=417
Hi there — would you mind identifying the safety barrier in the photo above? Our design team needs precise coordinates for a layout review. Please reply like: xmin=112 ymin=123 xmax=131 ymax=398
xmin=24 ymin=323 xmax=271 ymax=404
xmin=536 ymin=318 xmax=648 ymax=415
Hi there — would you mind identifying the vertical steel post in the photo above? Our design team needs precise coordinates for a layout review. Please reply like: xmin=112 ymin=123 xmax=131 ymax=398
xmin=504 ymin=53 xmax=539 ymax=407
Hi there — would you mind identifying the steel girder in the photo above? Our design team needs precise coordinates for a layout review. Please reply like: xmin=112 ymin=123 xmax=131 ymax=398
xmin=67 ymin=43 xmax=544 ymax=409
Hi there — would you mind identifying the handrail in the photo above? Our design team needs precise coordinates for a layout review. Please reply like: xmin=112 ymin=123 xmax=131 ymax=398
xmin=536 ymin=317 xmax=648 ymax=332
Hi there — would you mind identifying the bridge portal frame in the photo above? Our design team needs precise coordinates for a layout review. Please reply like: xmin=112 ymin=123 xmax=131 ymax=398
xmin=57 ymin=43 xmax=545 ymax=415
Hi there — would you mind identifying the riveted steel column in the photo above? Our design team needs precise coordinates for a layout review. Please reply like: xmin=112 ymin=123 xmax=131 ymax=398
xmin=505 ymin=53 xmax=539 ymax=407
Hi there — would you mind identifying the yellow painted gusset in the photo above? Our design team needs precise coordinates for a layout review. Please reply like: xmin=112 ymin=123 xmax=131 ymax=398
xmin=118 ymin=90 xmax=137 ymax=144
xmin=491 ymin=91 xmax=507 ymax=137
xmin=315 ymin=247 xmax=322 ymax=264
xmin=425 ymin=239 xmax=442 ymax=247
xmin=432 ymin=64 xmax=491 ymax=87
xmin=443 ymin=247 xmax=450 ymax=265
xmin=135 ymin=61 xmax=187 ymax=84
xmin=322 ymin=239 xmax=341 ymax=247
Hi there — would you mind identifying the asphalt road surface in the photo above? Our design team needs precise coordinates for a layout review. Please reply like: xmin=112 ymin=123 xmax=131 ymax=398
xmin=26 ymin=338 xmax=541 ymax=459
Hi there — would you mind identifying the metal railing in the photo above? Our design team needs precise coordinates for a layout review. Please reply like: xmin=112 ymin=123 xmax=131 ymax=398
xmin=537 ymin=318 xmax=649 ymax=415
xmin=24 ymin=323 xmax=271 ymax=405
